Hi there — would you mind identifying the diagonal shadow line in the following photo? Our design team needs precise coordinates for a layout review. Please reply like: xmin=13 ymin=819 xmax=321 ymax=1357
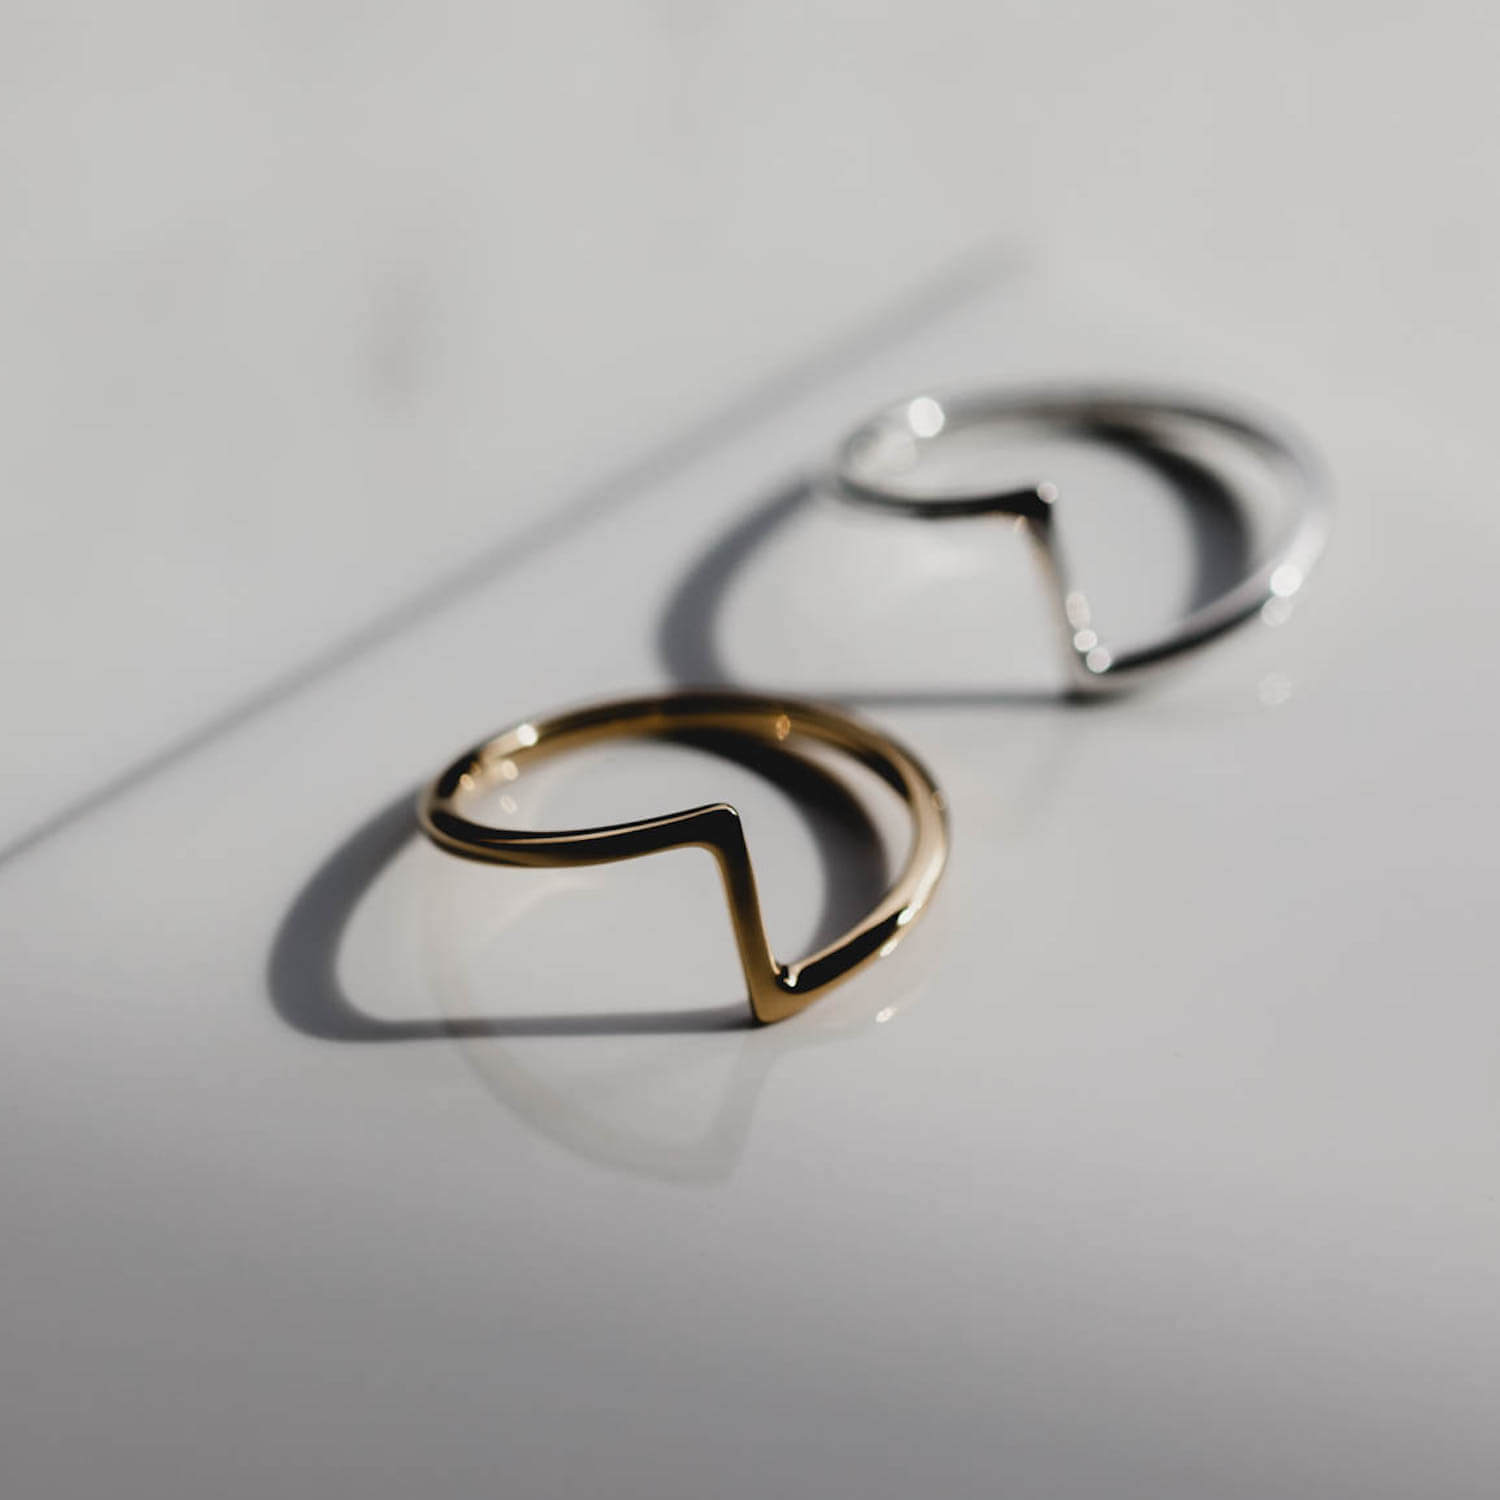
xmin=0 ymin=246 xmax=1013 ymax=874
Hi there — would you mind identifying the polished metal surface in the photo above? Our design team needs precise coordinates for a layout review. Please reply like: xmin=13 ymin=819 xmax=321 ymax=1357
xmin=420 ymin=690 xmax=949 ymax=1024
xmin=832 ymin=388 xmax=1331 ymax=693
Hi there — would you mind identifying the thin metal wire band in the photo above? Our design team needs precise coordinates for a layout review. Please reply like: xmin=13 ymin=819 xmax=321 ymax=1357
xmin=831 ymin=386 xmax=1332 ymax=693
xmin=419 ymin=690 xmax=949 ymax=1024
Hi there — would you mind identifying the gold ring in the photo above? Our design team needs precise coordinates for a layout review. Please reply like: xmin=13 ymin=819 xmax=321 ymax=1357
xmin=418 ymin=690 xmax=949 ymax=1024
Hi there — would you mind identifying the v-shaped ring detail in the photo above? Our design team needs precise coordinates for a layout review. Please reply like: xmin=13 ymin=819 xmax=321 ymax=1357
xmin=419 ymin=691 xmax=949 ymax=1023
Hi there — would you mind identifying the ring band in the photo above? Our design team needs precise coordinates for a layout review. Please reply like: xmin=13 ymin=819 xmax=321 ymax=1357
xmin=418 ymin=690 xmax=949 ymax=1024
xmin=832 ymin=387 xmax=1331 ymax=693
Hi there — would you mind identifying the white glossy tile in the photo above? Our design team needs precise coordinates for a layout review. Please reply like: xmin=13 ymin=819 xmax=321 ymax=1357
xmin=3 ymin=258 xmax=1497 ymax=1499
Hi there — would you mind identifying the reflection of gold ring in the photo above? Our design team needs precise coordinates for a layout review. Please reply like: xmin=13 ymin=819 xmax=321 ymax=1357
xmin=419 ymin=690 xmax=949 ymax=1024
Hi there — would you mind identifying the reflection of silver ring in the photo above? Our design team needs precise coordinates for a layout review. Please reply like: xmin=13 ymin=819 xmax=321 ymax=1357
xmin=831 ymin=387 xmax=1332 ymax=694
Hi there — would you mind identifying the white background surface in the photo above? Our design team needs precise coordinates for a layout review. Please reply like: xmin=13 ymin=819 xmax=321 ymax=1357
xmin=5 ymin=0 xmax=1499 ymax=847
xmin=3 ymin=5 xmax=1500 ymax=1498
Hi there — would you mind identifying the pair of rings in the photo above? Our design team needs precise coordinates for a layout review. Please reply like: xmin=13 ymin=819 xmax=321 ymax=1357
xmin=420 ymin=388 xmax=1330 ymax=1024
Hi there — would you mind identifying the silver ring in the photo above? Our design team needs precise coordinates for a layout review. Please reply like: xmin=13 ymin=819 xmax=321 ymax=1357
xmin=830 ymin=386 xmax=1332 ymax=693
